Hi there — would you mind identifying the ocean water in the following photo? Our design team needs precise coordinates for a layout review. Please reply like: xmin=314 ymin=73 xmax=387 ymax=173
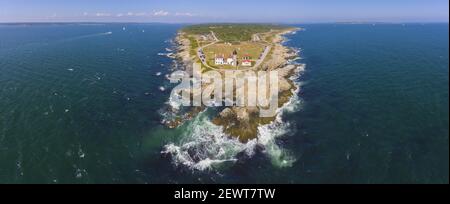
xmin=0 ymin=23 xmax=448 ymax=184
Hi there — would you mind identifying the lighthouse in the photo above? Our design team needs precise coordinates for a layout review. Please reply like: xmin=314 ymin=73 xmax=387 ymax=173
xmin=233 ymin=49 xmax=238 ymax=68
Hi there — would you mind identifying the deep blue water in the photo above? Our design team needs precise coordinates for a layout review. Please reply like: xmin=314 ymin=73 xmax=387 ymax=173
xmin=0 ymin=23 xmax=448 ymax=183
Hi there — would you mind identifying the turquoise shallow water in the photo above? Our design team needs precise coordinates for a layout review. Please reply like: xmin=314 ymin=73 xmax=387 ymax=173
xmin=0 ymin=23 xmax=448 ymax=183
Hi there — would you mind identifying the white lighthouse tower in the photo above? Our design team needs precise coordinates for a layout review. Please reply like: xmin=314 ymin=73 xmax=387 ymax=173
xmin=232 ymin=49 xmax=238 ymax=68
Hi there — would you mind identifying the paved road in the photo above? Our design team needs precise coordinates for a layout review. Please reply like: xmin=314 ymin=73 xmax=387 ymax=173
xmin=197 ymin=31 xmax=219 ymax=70
xmin=196 ymin=31 xmax=271 ymax=71
xmin=210 ymin=31 xmax=219 ymax=41
xmin=252 ymin=34 xmax=261 ymax=42
xmin=251 ymin=45 xmax=271 ymax=70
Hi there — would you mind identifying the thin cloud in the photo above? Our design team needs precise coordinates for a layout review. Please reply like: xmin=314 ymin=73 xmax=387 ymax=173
xmin=135 ymin=12 xmax=148 ymax=16
xmin=87 ymin=10 xmax=197 ymax=18
xmin=95 ymin=13 xmax=111 ymax=17
xmin=175 ymin=12 xmax=197 ymax=17
xmin=153 ymin=10 xmax=170 ymax=16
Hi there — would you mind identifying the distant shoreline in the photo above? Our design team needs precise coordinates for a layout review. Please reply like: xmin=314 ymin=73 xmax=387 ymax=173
xmin=1 ymin=22 xmax=448 ymax=25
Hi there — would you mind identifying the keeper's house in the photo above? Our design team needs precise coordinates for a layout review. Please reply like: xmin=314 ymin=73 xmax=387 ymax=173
xmin=241 ymin=55 xmax=252 ymax=67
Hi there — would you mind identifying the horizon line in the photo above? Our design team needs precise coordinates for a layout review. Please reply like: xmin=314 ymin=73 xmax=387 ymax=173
xmin=0 ymin=21 xmax=449 ymax=25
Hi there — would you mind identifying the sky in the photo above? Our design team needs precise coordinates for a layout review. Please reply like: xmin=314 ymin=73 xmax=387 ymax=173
xmin=0 ymin=0 xmax=448 ymax=23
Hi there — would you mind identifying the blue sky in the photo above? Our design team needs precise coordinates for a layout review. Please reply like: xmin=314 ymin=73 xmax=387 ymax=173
xmin=0 ymin=0 xmax=448 ymax=23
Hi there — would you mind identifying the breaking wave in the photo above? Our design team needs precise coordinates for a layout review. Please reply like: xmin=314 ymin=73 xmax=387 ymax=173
xmin=162 ymin=30 xmax=306 ymax=171
xmin=162 ymin=63 xmax=305 ymax=171
xmin=162 ymin=111 xmax=257 ymax=171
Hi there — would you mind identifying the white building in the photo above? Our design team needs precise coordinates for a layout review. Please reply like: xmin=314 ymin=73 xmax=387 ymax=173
xmin=241 ymin=55 xmax=252 ymax=66
xmin=215 ymin=55 xmax=225 ymax=65
xmin=242 ymin=60 xmax=252 ymax=67
xmin=226 ymin=57 xmax=235 ymax=65
xmin=215 ymin=50 xmax=238 ymax=66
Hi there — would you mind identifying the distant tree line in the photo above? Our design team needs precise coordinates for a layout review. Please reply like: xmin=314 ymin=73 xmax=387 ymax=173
xmin=182 ymin=24 xmax=290 ymax=42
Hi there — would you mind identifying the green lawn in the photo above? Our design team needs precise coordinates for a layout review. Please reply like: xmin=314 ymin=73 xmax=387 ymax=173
xmin=203 ymin=42 xmax=264 ymax=68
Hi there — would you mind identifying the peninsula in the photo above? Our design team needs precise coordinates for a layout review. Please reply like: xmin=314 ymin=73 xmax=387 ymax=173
xmin=165 ymin=24 xmax=304 ymax=142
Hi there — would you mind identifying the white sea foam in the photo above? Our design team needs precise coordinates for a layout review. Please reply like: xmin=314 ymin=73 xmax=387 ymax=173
xmin=162 ymin=32 xmax=306 ymax=171
xmin=165 ymin=75 xmax=191 ymax=110
xmin=78 ymin=148 xmax=85 ymax=158
xmin=162 ymin=64 xmax=306 ymax=171
xmin=257 ymin=74 xmax=304 ymax=168
xmin=157 ymin=52 xmax=175 ymax=58
xmin=167 ymin=91 xmax=182 ymax=110
xmin=162 ymin=112 xmax=255 ymax=171
xmin=257 ymin=119 xmax=295 ymax=168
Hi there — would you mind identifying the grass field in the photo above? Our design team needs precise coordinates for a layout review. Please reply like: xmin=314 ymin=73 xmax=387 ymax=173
xmin=203 ymin=42 xmax=265 ymax=68
xmin=180 ymin=24 xmax=293 ymax=70
xmin=184 ymin=35 xmax=199 ymax=56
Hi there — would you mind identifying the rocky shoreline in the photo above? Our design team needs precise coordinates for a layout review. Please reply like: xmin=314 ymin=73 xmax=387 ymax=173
xmin=167 ymin=27 xmax=305 ymax=142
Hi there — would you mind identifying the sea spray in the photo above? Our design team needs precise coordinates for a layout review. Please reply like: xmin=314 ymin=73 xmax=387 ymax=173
xmin=162 ymin=28 xmax=307 ymax=171
xmin=258 ymin=83 xmax=302 ymax=167
xmin=162 ymin=111 xmax=256 ymax=171
xmin=256 ymin=64 xmax=305 ymax=168
xmin=162 ymin=64 xmax=306 ymax=171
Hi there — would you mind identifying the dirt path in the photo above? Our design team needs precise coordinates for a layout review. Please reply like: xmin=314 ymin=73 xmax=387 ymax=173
xmin=197 ymin=31 xmax=219 ymax=70
xmin=251 ymin=45 xmax=271 ymax=69
xmin=196 ymin=31 xmax=271 ymax=71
